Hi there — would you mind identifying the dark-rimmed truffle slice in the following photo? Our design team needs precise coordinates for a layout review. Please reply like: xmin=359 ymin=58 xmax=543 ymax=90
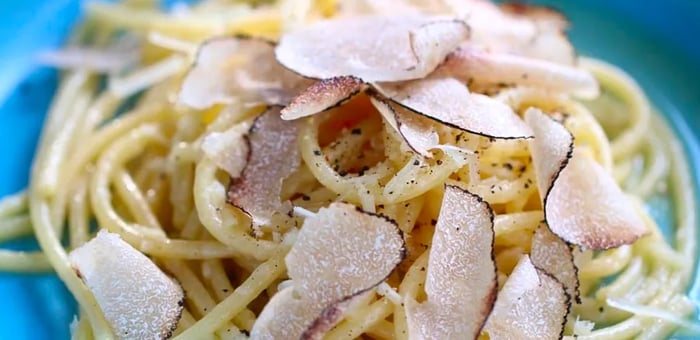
xmin=524 ymin=107 xmax=573 ymax=197
xmin=452 ymin=0 xmax=575 ymax=65
xmin=250 ymin=203 xmax=405 ymax=339
xmin=374 ymin=77 xmax=533 ymax=139
xmin=370 ymin=95 xmax=439 ymax=157
xmin=227 ymin=107 xmax=300 ymax=226
xmin=405 ymin=185 xmax=497 ymax=340
xmin=68 ymin=231 xmax=184 ymax=340
xmin=440 ymin=47 xmax=599 ymax=98
xmin=531 ymin=223 xmax=580 ymax=304
xmin=281 ymin=76 xmax=365 ymax=120
xmin=275 ymin=15 xmax=468 ymax=82
xmin=179 ymin=36 xmax=312 ymax=109
xmin=525 ymin=108 xmax=647 ymax=249
xmin=483 ymin=255 xmax=569 ymax=339
xmin=546 ymin=148 xmax=648 ymax=249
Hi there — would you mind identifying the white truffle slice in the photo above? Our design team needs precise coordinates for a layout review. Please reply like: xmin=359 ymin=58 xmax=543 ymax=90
xmin=547 ymin=148 xmax=648 ymax=249
xmin=375 ymin=77 xmax=533 ymax=139
xmin=281 ymin=76 xmax=365 ymax=120
xmin=531 ymin=223 xmax=580 ymax=304
xmin=201 ymin=122 xmax=250 ymax=178
xmin=483 ymin=255 xmax=569 ymax=340
xmin=440 ymin=47 xmax=599 ymax=99
xmin=275 ymin=15 xmax=468 ymax=82
xmin=499 ymin=2 xmax=569 ymax=30
xmin=524 ymin=108 xmax=573 ymax=197
xmin=68 ymin=231 xmax=183 ymax=340
xmin=370 ymin=95 xmax=439 ymax=157
xmin=179 ymin=36 xmax=312 ymax=109
xmin=445 ymin=0 xmax=574 ymax=65
xmin=227 ymin=107 xmax=300 ymax=226
xmin=250 ymin=203 xmax=405 ymax=339
xmin=525 ymin=108 xmax=647 ymax=249
xmin=405 ymin=185 xmax=497 ymax=340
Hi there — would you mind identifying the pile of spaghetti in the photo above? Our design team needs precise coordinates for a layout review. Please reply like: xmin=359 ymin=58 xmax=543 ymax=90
xmin=0 ymin=0 xmax=697 ymax=339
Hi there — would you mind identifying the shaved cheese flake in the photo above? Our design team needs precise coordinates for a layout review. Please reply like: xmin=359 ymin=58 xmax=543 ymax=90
xmin=68 ymin=231 xmax=183 ymax=340
xmin=525 ymin=108 xmax=647 ymax=249
xmin=251 ymin=203 xmax=405 ymax=339
xmin=370 ymin=95 xmax=439 ymax=157
xmin=375 ymin=77 xmax=533 ymax=139
xmin=201 ymin=122 xmax=251 ymax=178
xmin=440 ymin=48 xmax=599 ymax=98
xmin=179 ymin=36 xmax=312 ymax=110
xmin=275 ymin=15 xmax=468 ymax=81
xmin=531 ymin=223 xmax=580 ymax=304
xmin=227 ymin=107 xmax=300 ymax=226
xmin=406 ymin=185 xmax=497 ymax=340
xmin=483 ymin=255 xmax=569 ymax=339
xmin=281 ymin=76 xmax=365 ymax=120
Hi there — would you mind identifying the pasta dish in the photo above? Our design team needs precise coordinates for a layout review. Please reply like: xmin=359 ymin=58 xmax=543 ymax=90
xmin=0 ymin=0 xmax=697 ymax=339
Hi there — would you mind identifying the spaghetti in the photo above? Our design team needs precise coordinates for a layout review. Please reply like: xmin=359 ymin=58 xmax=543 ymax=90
xmin=0 ymin=0 xmax=696 ymax=339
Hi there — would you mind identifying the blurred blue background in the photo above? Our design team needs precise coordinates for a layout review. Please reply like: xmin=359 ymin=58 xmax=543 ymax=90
xmin=0 ymin=0 xmax=698 ymax=338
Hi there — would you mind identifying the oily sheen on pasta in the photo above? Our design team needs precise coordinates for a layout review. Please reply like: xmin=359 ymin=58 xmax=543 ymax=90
xmin=0 ymin=0 xmax=697 ymax=339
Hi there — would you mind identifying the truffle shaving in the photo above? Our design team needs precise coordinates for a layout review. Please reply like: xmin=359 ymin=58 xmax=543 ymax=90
xmin=227 ymin=107 xmax=300 ymax=226
xmin=370 ymin=96 xmax=439 ymax=157
xmin=440 ymin=47 xmax=599 ymax=98
xmin=531 ymin=223 xmax=580 ymax=304
xmin=201 ymin=122 xmax=250 ymax=178
xmin=448 ymin=0 xmax=575 ymax=65
xmin=275 ymin=15 xmax=468 ymax=82
xmin=179 ymin=36 xmax=312 ymax=109
xmin=281 ymin=76 xmax=365 ymax=120
xmin=546 ymin=148 xmax=648 ymax=249
xmin=405 ymin=185 xmax=497 ymax=340
xmin=499 ymin=2 xmax=569 ymax=30
xmin=250 ymin=203 xmax=405 ymax=339
xmin=483 ymin=255 xmax=569 ymax=340
xmin=68 ymin=231 xmax=184 ymax=340
xmin=374 ymin=77 xmax=533 ymax=139
xmin=525 ymin=108 xmax=647 ymax=249
xmin=301 ymin=291 xmax=373 ymax=340
xmin=524 ymin=107 xmax=573 ymax=197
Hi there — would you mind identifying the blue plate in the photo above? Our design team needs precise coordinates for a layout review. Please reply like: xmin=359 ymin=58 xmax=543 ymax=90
xmin=0 ymin=1 xmax=698 ymax=339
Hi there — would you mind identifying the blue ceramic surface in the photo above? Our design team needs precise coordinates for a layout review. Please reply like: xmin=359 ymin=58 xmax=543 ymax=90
xmin=0 ymin=1 xmax=698 ymax=339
